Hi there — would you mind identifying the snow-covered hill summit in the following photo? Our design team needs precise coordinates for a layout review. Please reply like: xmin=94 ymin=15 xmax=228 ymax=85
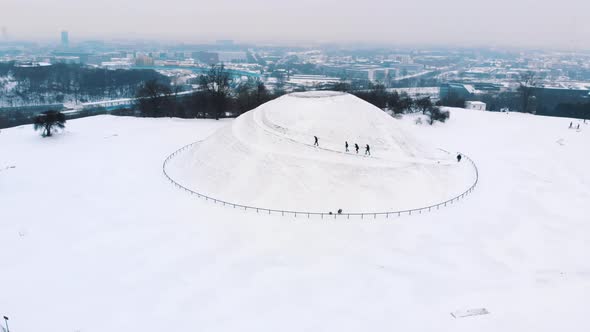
xmin=168 ymin=91 xmax=475 ymax=212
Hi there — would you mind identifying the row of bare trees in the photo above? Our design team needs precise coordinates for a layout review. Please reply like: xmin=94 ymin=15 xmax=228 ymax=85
xmin=135 ymin=66 xmax=451 ymax=125
xmin=135 ymin=64 xmax=282 ymax=119
xmin=0 ymin=62 xmax=168 ymax=107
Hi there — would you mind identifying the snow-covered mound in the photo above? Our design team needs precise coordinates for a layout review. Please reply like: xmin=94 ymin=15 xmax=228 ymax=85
xmin=168 ymin=91 xmax=474 ymax=212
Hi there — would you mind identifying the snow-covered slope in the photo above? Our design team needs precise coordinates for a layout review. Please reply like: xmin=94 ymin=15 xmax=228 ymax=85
xmin=168 ymin=91 xmax=474 ymax=212
xmin=0 ymin=110 xmax=588 ymax=332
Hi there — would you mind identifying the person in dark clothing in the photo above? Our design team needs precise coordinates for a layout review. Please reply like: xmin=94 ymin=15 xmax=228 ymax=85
xmin=354 ymin=143 xmax=359 ymax=154
xmin=337 ymin=209 xmax=342 ymax=214
xmin=569 ymin=122 xmax=573 ymax=129
xmin=457 ymin=154 xmax=462 ymax=162
xmin=577 ymin=124 xmax=580 ymax=130
xmin=345 ymin=141 xmax=349 ymax=152
xmin=314 ymin=136 xmax=319 ymax=146
xmin=365 ymin=144 xmax=371 ymax=156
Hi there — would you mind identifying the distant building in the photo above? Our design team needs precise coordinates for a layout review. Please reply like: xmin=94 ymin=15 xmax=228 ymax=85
xmin=61 ymin=31 xmax=69 ymax=48
xmin=217 ymin=51 xmax=247 ymax=62
xmin=532 ymin=86 xmax=590 ymax=115
xmin=14 ymin=61 xmax=52 ymax=68
xmin=470 ymin=82 xmax=503 ymax=93
xmin=100 ymin=60 xmax=132 ymax=69
xmin=465 ymin=101 xmax=486 ymax=111
xmin=52 ymin=51 xmax=90 ymax=63
xmin=52 ymin=56 xmax=80 ymax=64
xmin=440 ymin=83 xmax=478 ymax=100
xmin=135 ymin=54 xmax=154 ymax=66
xmin=192 ymin=51 xmax=219 ymax=65
xmin=286 ymin=74 xmax=342 ymax=89
xmin=87 ymin=54 xmax=113 ymax=65
xmin=389 ymin=63 xmax=425 ymax=74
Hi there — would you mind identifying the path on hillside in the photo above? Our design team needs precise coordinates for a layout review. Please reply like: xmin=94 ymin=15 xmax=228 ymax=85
xmin=233 ymin=105 xmax=452 ymax=168
xmin=163 ymin=141 xmax=479 ymax=218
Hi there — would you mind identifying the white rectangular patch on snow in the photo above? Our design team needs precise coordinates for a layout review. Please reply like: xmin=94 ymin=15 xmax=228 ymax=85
xmin=451 ymin=308 xmax=489 ymax=318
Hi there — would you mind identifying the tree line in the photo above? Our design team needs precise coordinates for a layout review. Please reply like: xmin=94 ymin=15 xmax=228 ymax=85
xmin=136 ymin=64 xmax=283 ymax=120
xmin=135 ymin=65 xmax=449 ymax=125
xmin=0 ymin=62 xmax=169 ymax=107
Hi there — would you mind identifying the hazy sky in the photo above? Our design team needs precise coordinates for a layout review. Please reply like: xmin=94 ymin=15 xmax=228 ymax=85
xmin=2 ymin=0 xmax=589 ymax=49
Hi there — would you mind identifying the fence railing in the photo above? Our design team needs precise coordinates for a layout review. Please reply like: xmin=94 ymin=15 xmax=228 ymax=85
xmin=162 ymin=141 xmax=479 ymax=219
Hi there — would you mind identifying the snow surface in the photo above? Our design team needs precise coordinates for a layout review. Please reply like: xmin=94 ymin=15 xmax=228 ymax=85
xmin=168 ymin=92 xmax=474 ymax=212
xmin=1 ymin=110 xmax=589 ymax=332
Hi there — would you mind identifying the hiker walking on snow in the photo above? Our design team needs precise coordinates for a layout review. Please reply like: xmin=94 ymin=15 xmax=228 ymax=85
xmin=457 ymin=154 xmax=462 ymax=162
xmin=354 ymin=143 xmax=359 ymax=154
xmin=577 ymin=124 xmax=580 ymax=130
xmin=569 ymin=122 xmax=573 ymax=129
xmin=345 ymin=141 xmax=349 ymax=152
xmin=314 ymin=136 xmax=319 ymax=146
xmin=365 ymin=144 xmax=371 ymax=156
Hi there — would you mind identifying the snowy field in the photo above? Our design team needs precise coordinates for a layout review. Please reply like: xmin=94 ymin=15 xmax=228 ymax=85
xmin=1 ymin=108 xmax=589 ymax=331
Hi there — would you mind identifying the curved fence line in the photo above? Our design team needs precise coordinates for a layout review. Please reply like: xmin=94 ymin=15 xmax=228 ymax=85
xmin=162 ymin=141 xmax=479 ymax=219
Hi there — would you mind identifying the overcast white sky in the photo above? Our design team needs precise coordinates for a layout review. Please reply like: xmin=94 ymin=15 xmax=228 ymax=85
xmin=1 ymin=0 xmax=589 ymax=49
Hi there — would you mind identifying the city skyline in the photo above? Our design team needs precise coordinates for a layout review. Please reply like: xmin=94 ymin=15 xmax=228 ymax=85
xmin=1 ymin=0 xmax=589 ymax=50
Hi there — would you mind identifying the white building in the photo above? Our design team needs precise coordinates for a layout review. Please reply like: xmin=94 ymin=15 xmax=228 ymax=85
xmin=465 ymin=101 xmax=486 ymax=111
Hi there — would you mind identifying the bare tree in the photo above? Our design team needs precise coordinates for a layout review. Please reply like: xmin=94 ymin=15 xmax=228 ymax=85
xmin=33 ymin=110 xmax=66 ymax=137
xmin=518 ymin=71 xmax=537 ymax=113
xmin=199 ymin=64 xmax=232 ymax=120
xmin=135 ymin=79 xmax=172 ymax=117
xmin=415 ymin=97 xmax=433 ymax=114
xmin=425 ymin=107 xmax=450 ymax=125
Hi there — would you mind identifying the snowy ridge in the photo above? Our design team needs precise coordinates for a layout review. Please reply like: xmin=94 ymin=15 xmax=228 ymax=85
xmin=166 ymin=91 xmax=477 ymax=213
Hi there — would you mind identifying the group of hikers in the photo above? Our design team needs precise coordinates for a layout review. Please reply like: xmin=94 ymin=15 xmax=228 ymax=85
xmin=314 ymin=136 xmax=371 ymax=155
xmin=313 ymin=136 xmax=466 ymax=163
xmin=312 ymin=137 xmax=463 ymax=217
xmin=569 ymin=121 xmax=581 ymax=130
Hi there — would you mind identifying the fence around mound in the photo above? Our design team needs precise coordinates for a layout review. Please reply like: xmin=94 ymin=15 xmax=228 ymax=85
xmin=162 ymin=141 xmax=479 ymax=219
